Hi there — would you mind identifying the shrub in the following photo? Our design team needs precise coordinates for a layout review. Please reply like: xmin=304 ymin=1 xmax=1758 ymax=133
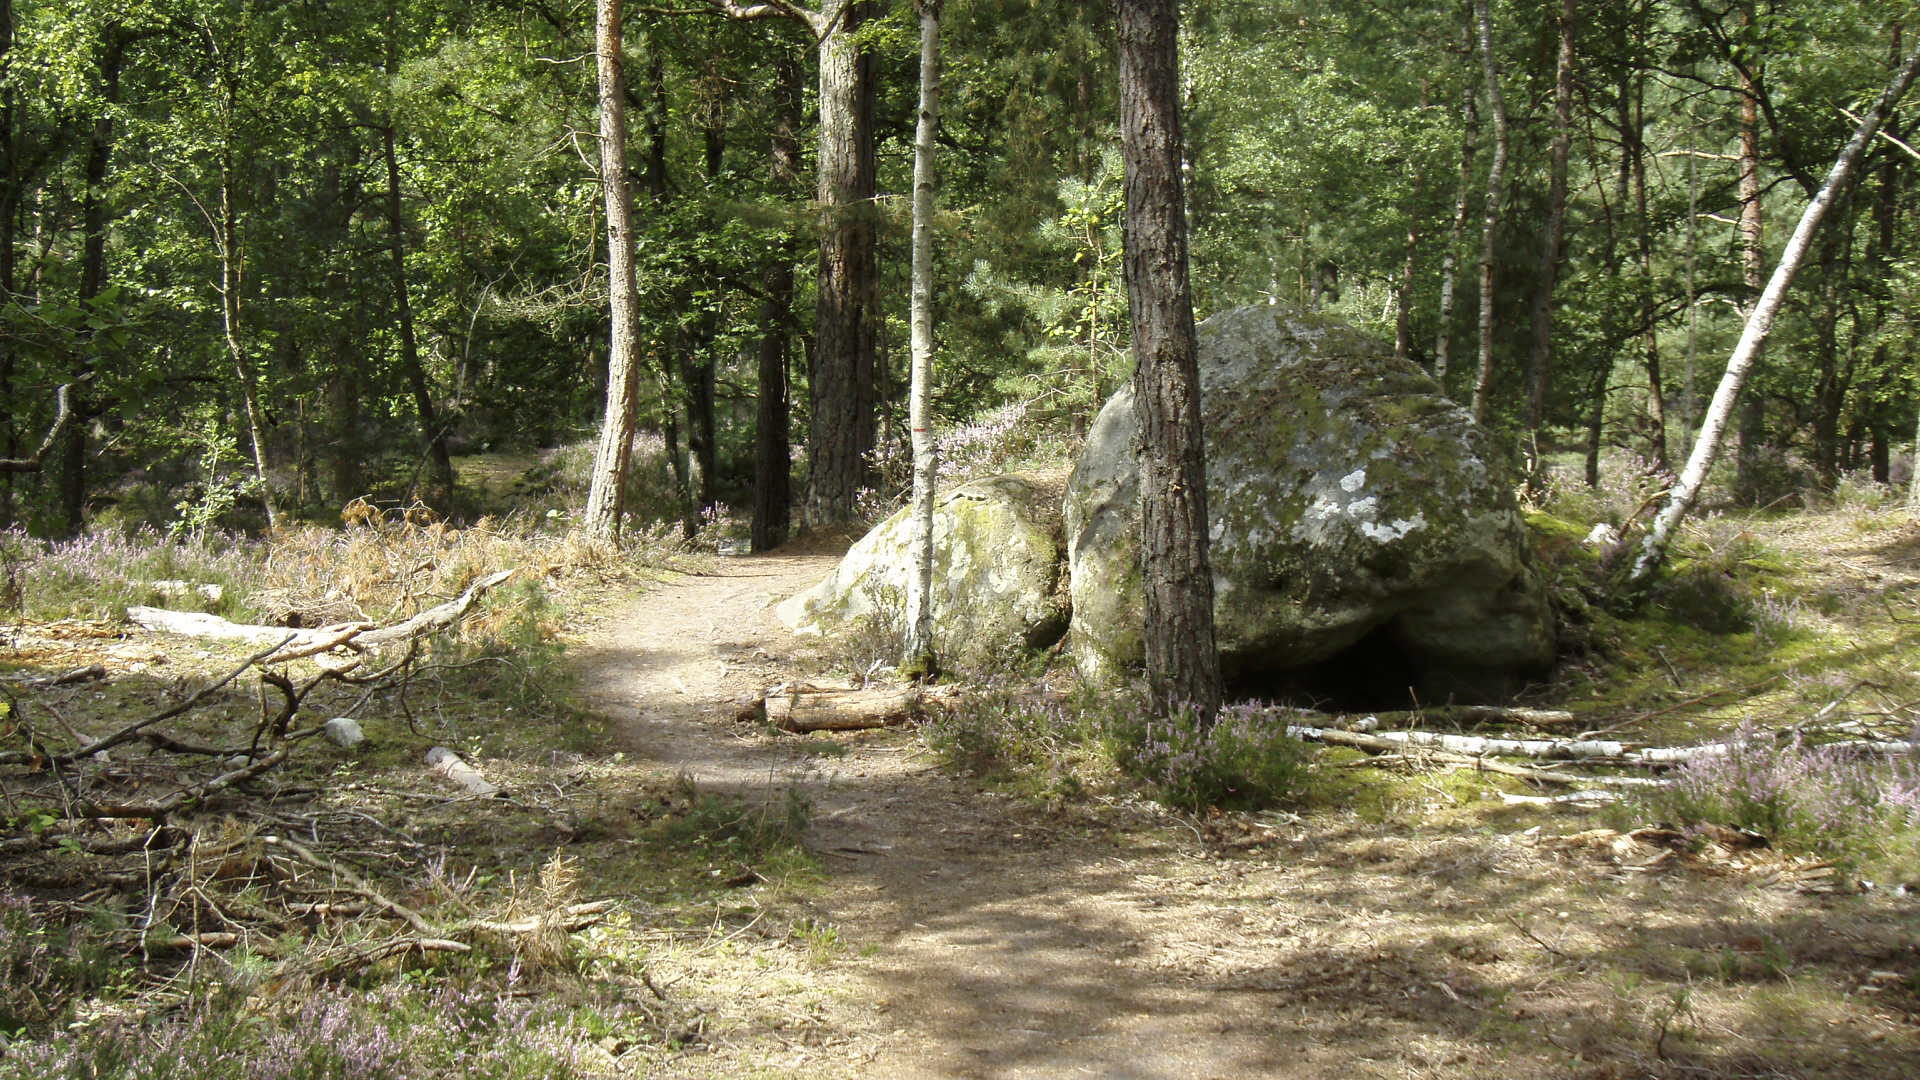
xmin=1109 ymin=699 xmax=1313 ymax=812
xmin=1638 ymin=723 xmax=1920 ymax=863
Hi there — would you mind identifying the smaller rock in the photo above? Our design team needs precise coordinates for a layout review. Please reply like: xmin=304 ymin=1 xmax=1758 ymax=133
xmin=322 ymin=717 xmax=365 ymax=749
xmin=1582 ymin=523 xmax=1621 ymax=548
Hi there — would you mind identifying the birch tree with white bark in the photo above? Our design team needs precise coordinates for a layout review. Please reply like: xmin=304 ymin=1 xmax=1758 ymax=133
xmin=1623 ymin=40 xmax=1920 ymax=595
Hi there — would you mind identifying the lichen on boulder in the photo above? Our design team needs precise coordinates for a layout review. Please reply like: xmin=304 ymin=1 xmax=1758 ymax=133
xmin=777 ymin=472 xmax=1070 ymax=668
xmin=1065 ymin=305 xmax=1553 ymax=700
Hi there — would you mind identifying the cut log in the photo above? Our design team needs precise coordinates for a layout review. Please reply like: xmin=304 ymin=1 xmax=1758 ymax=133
xmin=765 ymin=685 xmax=937 ymax=732
xmin=425 ymin=746 xmax=502 ymax=797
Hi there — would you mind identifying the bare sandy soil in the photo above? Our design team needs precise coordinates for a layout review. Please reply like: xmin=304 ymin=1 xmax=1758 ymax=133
xmin=571 ymin=545 xmax=1920 ymax=1080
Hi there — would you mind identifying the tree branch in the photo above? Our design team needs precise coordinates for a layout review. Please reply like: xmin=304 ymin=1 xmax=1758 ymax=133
xmin=0 ymin=377 xmax=93 ymax=474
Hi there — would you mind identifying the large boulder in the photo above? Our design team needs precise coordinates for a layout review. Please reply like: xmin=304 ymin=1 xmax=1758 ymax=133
xmin=778 ymin=473 xmax=1070 ymax=666
xmin=1066 ymin=306 xmax=1553 ymax=700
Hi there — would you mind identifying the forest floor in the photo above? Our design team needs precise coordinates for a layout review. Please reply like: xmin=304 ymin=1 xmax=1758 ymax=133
xmin=564 ymin=513 xmax=1920 ymax=1080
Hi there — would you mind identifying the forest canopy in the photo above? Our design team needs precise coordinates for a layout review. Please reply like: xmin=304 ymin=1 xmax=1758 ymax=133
xmin=2 ymin=0 xmax=1916 ymax=536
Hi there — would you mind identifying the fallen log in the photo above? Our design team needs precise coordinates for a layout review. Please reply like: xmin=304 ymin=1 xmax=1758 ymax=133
xmin=1284 ymin=724 xmax=1664 ymax=789
xmin=1282 ymin=726 xmax=1634 ymax=761
xmin=126 ymin=567 xmax=518 ymax=661
xmin=764 ymin=684 xmax=944 ymax=732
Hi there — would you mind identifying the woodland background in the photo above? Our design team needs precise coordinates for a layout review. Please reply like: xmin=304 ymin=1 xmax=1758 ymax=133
xmin=4 ymin=0 xmax=1916 ymax=539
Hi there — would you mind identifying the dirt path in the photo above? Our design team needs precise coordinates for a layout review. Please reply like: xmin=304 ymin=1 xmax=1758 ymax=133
xmin=571 ymin=548 xmax=1920 ymax=1080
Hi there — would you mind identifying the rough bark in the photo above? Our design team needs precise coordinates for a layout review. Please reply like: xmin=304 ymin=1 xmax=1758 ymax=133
xmin=1116 ymin=0 xmax=1221 ymax=722
xmin=1469 ymin=0 xmax=1509 ymax=425
xmin=901 ymin=0 xmax=942 ymax=678
xmin=1523 ymin=0 xmax=1574 ymax=443
xmin=584 ymin=0 xmax=645 ymax=539
xmin=1625 ymin=39 xmax=1920 ymax=595
xmin=807 ymin=0 xmax=878 ymax=526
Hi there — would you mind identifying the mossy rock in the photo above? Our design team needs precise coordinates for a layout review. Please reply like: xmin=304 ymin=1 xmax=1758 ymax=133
xmin=1065 ymin=305 xmax=1554 ymax=699
xmin=776 ymin=473 xmax=1070 ymax=667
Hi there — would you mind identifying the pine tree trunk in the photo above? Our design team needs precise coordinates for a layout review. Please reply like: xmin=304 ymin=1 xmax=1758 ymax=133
xmin=1626 ymin=38 xmax=1920 ymax=595
xmin=1116 ymin=0 xmax=1221 ymax=722
xmin=901 ymin=0 xmax=942 ymax=678
xmin=808 ymin=0 xmax=878 ymax=526
xmin=1469 ymin=0 xmax=1509 ymax=425
xmin=583 ymin=0 xmax=644 ymax=539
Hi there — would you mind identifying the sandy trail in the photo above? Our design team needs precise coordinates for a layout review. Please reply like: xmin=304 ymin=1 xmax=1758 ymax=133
xmin=570 ymin=550 xmax=1315 ymax=1079
xmin=567 ymin=545 xmax=1920 ymax=1080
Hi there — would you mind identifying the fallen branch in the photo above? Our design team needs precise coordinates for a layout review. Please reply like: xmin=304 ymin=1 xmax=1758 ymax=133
xmin=126 ymin=568 xmax=518 ymax=661
xmin=0 ymin=636 xmax=294 ymax=767
xmin=1284 ymin=724 xmax=1663 ymax=788
xmin=261 ymin=834 xmax=438 ymax=935
xmin=81 ymin=749 xmax=291 ymax=820
xmin=0 ymin=377 xmax=90 ymax=474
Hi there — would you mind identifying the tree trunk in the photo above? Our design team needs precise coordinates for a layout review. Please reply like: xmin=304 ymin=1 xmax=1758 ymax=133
xmin=1630 ymin=80 xmax=1668 ymax=471
xmin=1469 ymin=0 xmax=1510 ymax=425
xmin=753 ymin=51 xmax=801 ymax=552
xmin=1523 ymin=0 xmax=1574 ymax=445
xmin=1583 ymin=360 xmax=1607 ymax=487
xmin=1625 ymin=39 xmax=1920 ymax=594
xmin=584 ymin=0 xmax=644 ymax=539
xmin=807 ymin=0 xmax=878 ymax=526
xmin=0 ymin=0 xmax=15 ymax=525
xmin=1733 ymin=42 xmax=1768 ymax=501
xmin=62 ymin=32 xmax=128 ymax=534
xmin=1433 ymin=72 xmax=1478 ymax=394
xmin=901 ymin=0 xmax=942 ymax=679
xmin=211 ymin=39 xmax=278 ymax=532
xmin=1116 ymin=0 xmax=1221 ymax=722
xmin=1681 ymin=146 xmax=1700 ymax=441
xmin=383 ymin=123 xmax=454 ymax=514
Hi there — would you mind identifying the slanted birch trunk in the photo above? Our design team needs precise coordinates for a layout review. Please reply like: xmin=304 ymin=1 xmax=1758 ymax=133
xmin=583 ymin=0 xmax=644 ymax=539
xmin=1625 ymin=40 xmax=1920 ymax=594
xmin=1469 ymin=0 xmax=1510 ymax=425
xmin=901 ymin=0 xmax=942 ymax=678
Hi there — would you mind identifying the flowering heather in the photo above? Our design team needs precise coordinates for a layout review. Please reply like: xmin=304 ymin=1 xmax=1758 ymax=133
xmin=1115 ymin=700 xmax=1312 ymax=811
xmin=1649 ymin=722 xmax=1920 ymax=853
xmin=4 ymin=525 xmax=262 ymax=621
xmin=2 ymin=983 xmax=623 ymax=1079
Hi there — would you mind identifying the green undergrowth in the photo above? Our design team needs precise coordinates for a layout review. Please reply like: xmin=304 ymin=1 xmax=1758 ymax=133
xmin=922 ymin=685 xmax=1531 ymax=820
xmin=1 ymin=478 xmax=821 ymax=1075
